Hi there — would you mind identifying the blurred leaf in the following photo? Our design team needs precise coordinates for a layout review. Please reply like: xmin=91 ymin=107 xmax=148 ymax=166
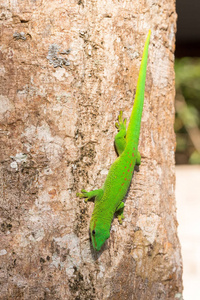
xmin=174 ymin=117 xmax=183 ymax=131
xmin=178 ymin=105 xmax=199 ymax=128
xmin=175 ymin=58 xmax=200 ymax=110
xmin=175 ymin=57 xmax=200 ymax=164
xmin=176 ymin=135 xmax=187 ymax=151
xmin=189 ymin=151 xmax=200 ymax=164
xmin=175 ymin=58 xmax=200 ymax=89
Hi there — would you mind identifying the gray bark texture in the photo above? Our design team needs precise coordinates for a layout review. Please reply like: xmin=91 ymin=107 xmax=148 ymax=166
xmin=0 ymin=0 xmax=183 ymax=299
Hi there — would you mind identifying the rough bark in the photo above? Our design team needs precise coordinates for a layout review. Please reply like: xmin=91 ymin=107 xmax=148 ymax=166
xmin=0 ymin=1 xmax=182 ymax=299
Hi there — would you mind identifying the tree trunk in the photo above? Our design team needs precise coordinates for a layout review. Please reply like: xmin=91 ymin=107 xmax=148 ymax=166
xmin=0 ymin=1 xmax=183 ymax=299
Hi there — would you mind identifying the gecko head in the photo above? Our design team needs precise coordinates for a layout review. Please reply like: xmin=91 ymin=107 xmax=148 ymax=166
xmin=90 ymin=220 xmax=110 ymax=251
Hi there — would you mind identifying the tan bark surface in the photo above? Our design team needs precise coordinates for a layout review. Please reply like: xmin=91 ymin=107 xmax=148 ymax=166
xmin=0 ymin=1 xmax=182 ymax=299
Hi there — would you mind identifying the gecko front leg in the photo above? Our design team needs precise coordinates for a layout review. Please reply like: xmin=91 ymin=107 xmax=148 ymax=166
xmin=115 ymin=111 xmax=127 ymax=156
xmin=77 ymin=188 xmax=104 ymax=203
xmin=115 ymin=201 xmax=125 ymax=224
xmin=136 ymin=151 xmax=141 ymax=165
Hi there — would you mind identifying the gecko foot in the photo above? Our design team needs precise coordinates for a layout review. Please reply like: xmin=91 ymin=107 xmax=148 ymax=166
xmin=115 ymin=110 xmax=127 ymax=131
xmin=76 ymin=189 xmax=89 ymax=203
xmin=76 ymin=188 xmax=103 ymax=203
xmin=117 ymin=214 xmax=124 ymax=224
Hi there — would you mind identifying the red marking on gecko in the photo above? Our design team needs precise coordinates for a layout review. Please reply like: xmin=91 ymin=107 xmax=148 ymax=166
xmin=121 ymin=183 xmax=124 ymax=186
xmin=132 ymin=153 xmax=134 ymax=157
xmin=128 ymin=169 xmax=130 ymax=172
xmin=93 ymin=221 xmax=97 ymax=230
xmin=125 ymin=178 xmax=127 ymax=181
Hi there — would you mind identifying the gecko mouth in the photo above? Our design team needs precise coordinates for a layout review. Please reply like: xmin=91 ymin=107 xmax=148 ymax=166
xmin=93 ymin=236 xmax=97 ymax=249
xmin=94 ymin=241 xmax=103 ymax=251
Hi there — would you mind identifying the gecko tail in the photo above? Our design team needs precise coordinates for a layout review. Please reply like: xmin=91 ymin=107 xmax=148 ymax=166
xmin=126 ymin=30 xmax=151 ymax=145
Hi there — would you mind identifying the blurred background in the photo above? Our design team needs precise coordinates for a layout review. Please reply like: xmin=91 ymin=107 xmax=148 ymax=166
xmin=175 ymin=0 xmax=200 ymax=164
xmin=175 ymin=1 xmax=200 ymax=299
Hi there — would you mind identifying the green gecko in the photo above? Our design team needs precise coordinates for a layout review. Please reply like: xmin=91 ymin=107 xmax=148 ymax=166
xmin=77 ymin=30 xmax=151 ymax=251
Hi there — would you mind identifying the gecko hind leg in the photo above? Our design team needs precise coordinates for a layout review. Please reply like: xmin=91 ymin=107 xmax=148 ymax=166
xmin=115 ymin=111 xmax=127 ymax=156
xmin=77 ymin=188 xmax=103 ymax=203
xmin=115 ymin=201 xmax=125 ymax=224
xmin=136 ymin=151 xmax=141 ymax=165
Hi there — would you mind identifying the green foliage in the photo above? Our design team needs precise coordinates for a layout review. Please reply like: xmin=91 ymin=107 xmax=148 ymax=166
xmin=189 ymin=151 xmax=200 ymax=164
xmin=175 ymin=58 xmax=200 ymax=164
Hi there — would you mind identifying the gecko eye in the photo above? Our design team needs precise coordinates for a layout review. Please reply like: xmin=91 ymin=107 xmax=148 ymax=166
xmin=92 ymin=230 xmax=96 ymax=235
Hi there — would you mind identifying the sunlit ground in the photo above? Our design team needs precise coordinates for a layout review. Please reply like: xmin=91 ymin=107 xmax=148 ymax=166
xmin=176 ymin=165 xmax=200 ymax=300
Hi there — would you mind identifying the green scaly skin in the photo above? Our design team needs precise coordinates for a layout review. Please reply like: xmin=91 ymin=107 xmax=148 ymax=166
xmin=77 ymin=30 xmax=151 ymax=251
